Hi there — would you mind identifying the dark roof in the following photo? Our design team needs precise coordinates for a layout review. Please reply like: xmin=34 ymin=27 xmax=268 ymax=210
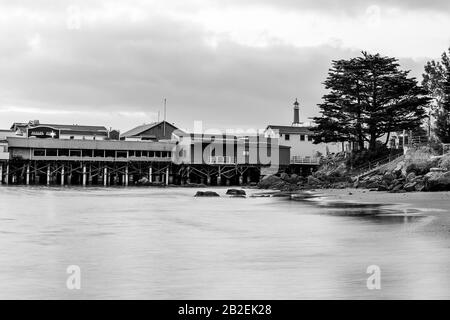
xmin=121 ymin=121 xmax=180 ymax=138
xmin=266 ymin=125 xmax=315 ymax=135
xmin=11 ymin=122 xmax=108 ymax=132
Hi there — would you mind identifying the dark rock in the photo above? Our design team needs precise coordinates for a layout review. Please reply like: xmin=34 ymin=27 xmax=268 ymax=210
xmin=415 ymin=182 xmax=425 ymax=192
xmin=195 ymin=191 xmax=220 ymax=197
xmin=406 ymin=172 xmax=416 ymax=183
xmin=366 ymin=182 xmax=380 ymax=189
xmin=377 ymin=185 xmax=388 ymax=192
xmin=382 ymin=173 xmax=395 ymax=184
xmin=424 ymin=171 xmax=450 ymax=191
xmin=390 ymin=184 xmax=404 ymax=193
xmin=257 ymin=175 xmax=283 ymax=189
xmin=280 ymin=172 xmax=289 ymax=180
xmin=226 ymin=189 xmax=246 ymax=196
xmin=403 ymin=182 xmax=417 ymax=192
xmin=307 ymin=175 xmax=322 ymax=186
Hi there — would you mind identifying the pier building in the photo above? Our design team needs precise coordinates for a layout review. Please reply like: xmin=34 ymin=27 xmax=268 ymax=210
xmin=0 ymin=121 xmax=290 ymax=186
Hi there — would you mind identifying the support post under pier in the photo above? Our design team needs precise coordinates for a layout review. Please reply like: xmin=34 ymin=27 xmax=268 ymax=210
xmin=47 ymin=164 xmax=51 ymax=186
xmin=61 ymin=166 xmax=65 ymax=186
xmin=26 ymin=163 xmax=30 ymax=185
xmin=104 ymin=167 xmax=108 ymax=187
xmin=82 ymin=164 xmax=87 ymax=186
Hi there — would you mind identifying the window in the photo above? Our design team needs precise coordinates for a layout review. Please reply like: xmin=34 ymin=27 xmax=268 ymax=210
xmin=116 ymin=151 xmax=128 ymax=158
xmin=70 ymin=136 xmax=74 ymax=140
xmin=300 ymin=135 xmax=305 ymax=141
xmin=167 ymin=151 xmax=172 ymax=158
xmin=58 ymin=149 xmax=69 ymax=156
xmin=33 ymin=149 xmax=45 ymax=156
xmin=285 ymin=134 xmax=290 ymax=141
xmin=155 ymin=151 xmax=161 ymax=157
xmin=46 ymin=149 xmax=57 ymax=156
xmin=105 ymin=150 xmax=115 ymax=158
xmin=69 ymin=150 xmax=81 ymax=157
xmin=129 ymin=150 xmax=135 ymax=157
xmin=135 ymin=151 xmax=142 ymax=157
xmin=308 ymin=135 xmax=314 ymax=141
xmin=82 ymin=149 xmax=93 ymax=157
xmin=94 ymin=150 xmax=104 ymax=157
xmin=148 ymin=151 xmax=155 ymax=157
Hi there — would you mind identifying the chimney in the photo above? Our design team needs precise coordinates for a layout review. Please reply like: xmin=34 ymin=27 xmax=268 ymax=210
xmin=293 ymin=98 xmax=300 ymax=125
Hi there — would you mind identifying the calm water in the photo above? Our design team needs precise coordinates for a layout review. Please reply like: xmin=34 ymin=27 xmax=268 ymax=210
xmin=0 ymin=186 xmax=449 ymax=299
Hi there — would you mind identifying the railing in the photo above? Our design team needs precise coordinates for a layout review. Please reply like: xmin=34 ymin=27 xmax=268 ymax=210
xmin=29 ymin=155 xmax=172 ymax=162
xmin=352 ymin=151 xmax=404 ymax=179
xmin=291 ymin=156 xmax=321 ymax=165
xmin=208 ymin=156 xmax=235 ymax=164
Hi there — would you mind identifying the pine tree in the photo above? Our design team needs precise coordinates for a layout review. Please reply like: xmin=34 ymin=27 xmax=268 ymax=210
xmin=314 ymin=52 xmax=429 ymax=152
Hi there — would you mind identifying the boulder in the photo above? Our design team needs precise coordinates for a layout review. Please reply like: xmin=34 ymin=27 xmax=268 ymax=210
xmin=403 ymin=182 xmax=417 ymax=192
xmin=382 ymin=173 xmax=395 ymax=184
xmin=195 ymin=191 xmax=220 ymax=197
xmin=390 ymin=184 xmax=404 ymax=193
xmin=406 ymin=172 xmax=416 ymax=183
xmin=307 ymin=175 xmax=322 ymax=186
xmin=280 ymin=172 xmax=289 ymax=180
xmin=415 ymin=182 xmax=425 ymax=192
xmin=257 ymin=175 xmax=283 ymax=189
xmin=424 ymin=171 xmax=450 ymax=191
xmin=366 ymin=182 xmax=380 ymax=189
xmin=393 ymin=161 xmax=405 ymax=177
xmin=226 ymin=189 xmax=246 ymax=196
xmin=285 ymin=174 xmax=302 ymax=185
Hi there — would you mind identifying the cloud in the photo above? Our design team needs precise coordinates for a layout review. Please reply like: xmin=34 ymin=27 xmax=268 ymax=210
xmin=0 ymin=1 xmax=447 ymax=131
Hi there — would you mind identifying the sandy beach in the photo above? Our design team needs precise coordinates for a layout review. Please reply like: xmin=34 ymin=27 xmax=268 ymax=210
xmin=320 ymin=188 xmax=450 ymax=236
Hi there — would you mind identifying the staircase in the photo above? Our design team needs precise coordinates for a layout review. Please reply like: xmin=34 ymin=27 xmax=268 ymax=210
xmin=352 ymin=152 xmax=405 ymax=180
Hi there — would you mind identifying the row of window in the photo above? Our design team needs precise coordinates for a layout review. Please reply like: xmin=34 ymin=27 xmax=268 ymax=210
xmin=283 ymin=134 xmax=314 ymax=141
xmin=33 ymin=149 xmax=172 ymax=158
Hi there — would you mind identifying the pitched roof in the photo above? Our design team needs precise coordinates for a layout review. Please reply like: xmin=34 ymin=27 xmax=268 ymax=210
xmin=266 ymin=125 xmax=315 ymax=135
xmin=121 ymin=121 xmax=179 ymax=138
xmin=11 ymin=122 xmax=108 ymax=132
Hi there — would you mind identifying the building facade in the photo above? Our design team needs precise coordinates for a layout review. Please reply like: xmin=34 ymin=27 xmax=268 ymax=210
xmin=120 ymin=121 xmax=180 ymax=141
xmin=10 ymin=120 xmax=111 ymax=140
xmin=266 ymin=100 xmax=346 ymax=165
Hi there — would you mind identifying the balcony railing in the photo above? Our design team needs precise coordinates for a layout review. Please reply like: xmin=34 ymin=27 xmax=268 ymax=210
xmin=291 ymin=156 xmax=321 ymax=165
xmin=208 ymin=156 xmax=235 ymax=164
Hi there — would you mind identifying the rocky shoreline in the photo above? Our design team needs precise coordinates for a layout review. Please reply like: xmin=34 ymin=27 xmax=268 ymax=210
xmin=257 ymin=147 xmax=450 ymax=193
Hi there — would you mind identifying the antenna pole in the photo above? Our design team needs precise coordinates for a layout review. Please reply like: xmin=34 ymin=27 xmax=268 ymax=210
xmin=163 ymin=98 xmax=167 ymax=136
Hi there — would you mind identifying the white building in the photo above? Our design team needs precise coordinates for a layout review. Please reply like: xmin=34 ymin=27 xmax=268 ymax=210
xmin=265 ymin=99 xmax=347 ymax=164
xmin=10 ymin=120 xmax=110 ymax=140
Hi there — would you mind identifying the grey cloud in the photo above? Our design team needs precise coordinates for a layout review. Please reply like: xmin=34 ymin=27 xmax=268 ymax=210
xmin=0 ymin=1 xmax=433 ymax=131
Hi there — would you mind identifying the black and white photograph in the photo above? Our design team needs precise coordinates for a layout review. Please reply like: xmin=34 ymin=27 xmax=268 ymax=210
xmin=1 ymin=0 xmax=450 ymax=306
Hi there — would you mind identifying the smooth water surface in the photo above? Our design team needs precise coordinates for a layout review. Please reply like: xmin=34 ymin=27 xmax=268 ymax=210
xmin=0 ymin=186 xmax=449 ymax=299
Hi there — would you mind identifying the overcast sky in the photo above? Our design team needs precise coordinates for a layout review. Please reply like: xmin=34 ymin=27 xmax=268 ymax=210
xmin=0 ymin=0 xmax=449 ymax=132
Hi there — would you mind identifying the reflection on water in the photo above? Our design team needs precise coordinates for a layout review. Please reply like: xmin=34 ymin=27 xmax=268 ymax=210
xmin=0 ymin=186 xmax=449 ymax=299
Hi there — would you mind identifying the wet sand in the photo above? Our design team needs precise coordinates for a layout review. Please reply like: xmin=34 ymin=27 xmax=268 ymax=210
xmin=320 ymin=188 xmax=450 ymax=236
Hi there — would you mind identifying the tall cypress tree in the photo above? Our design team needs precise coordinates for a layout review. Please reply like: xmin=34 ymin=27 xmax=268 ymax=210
xmin=314 ymin=52 xmax=429 ymax=151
